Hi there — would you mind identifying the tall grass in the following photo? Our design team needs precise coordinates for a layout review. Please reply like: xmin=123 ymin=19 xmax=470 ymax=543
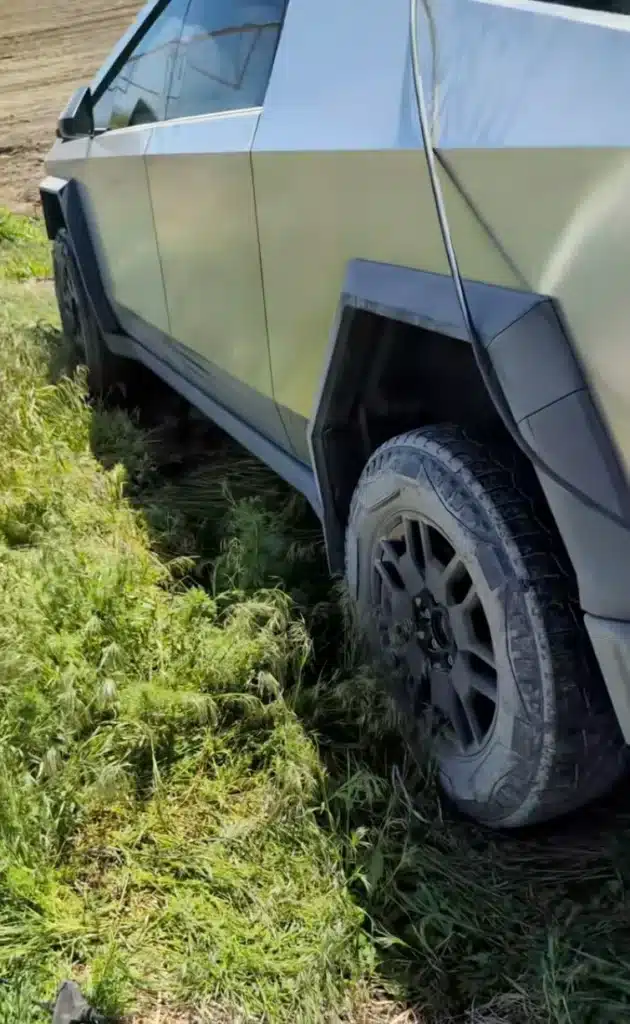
xmin=1 ymin=209 xmax=630 ymax=1023
xmin=0 ymin=209 xmax=50 ymax=281
xmin=0 ymin=215 xmax=371 ymax=1022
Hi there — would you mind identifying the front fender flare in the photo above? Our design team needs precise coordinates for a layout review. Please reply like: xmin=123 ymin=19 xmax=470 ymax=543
xmin=40 ymin=175 xmax=122 ymax=339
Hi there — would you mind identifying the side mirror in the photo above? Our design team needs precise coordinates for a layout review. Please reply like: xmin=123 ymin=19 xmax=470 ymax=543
xmin=57 ymin=86 xmax=94 ymax=140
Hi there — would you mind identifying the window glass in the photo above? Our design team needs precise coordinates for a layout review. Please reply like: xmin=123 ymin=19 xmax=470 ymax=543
xmin=93 ymin=0 xmax=190 ymax=131
xmin=166 ymin=0 xmax=288 ymax=121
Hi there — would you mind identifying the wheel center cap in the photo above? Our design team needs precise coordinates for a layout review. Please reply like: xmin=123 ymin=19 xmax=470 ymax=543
xmin=430 ymin=607 xmax=451 ymax=649
xmin=414 ymin=589 xmax=455 ymax=660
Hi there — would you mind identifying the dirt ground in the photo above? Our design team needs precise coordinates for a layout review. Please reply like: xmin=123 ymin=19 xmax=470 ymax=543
xmin=0 ymin=0 xmax=139 ymax=211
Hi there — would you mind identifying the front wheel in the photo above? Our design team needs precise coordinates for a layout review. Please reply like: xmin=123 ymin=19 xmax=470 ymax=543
xmin=52 ymin=228 xmax=135 ymax=399
xmin=345 ymin=425 xmax=627 ymax=828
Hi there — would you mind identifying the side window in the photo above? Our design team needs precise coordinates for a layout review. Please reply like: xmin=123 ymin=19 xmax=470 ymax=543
xmin=92 ymin=0 xmax=190 ymax=132
xmin=166 ymin=0 xmax=288 ymax=122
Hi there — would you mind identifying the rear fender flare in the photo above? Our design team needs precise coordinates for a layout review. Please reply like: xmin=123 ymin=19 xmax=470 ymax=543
xmin=308 ymin=258 xmax=630 ymax=627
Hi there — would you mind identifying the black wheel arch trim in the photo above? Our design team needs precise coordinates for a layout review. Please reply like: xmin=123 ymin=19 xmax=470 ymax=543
xmin=40 ymin=175 xmax=132 ymax=350
xmin=308 ymin=258 xmax=630 ymax=627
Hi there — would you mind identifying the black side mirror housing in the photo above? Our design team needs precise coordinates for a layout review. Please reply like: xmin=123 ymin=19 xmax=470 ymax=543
xmin=57 ymin=86 xmax=94 ymax=140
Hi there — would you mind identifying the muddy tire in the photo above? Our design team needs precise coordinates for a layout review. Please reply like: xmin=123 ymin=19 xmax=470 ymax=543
xmin=345 ymin=425 xmax=627 ymax=828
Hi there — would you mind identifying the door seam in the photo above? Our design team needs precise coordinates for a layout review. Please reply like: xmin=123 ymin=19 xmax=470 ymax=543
xmin=249 ymin=147 xmax=298 ymax=458
xmin=143 ymin=128 xmax=174 ymax=338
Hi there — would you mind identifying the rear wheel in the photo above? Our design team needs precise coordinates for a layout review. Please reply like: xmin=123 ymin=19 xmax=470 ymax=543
xmin=53 ymin=228 xmax=135 ymax=399
xmin=345 ymin=425 xmax=627 ymax=827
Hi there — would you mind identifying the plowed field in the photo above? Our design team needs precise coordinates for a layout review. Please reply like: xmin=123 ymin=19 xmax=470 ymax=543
xmin=0 ymin=0 xmax=138 ymax=210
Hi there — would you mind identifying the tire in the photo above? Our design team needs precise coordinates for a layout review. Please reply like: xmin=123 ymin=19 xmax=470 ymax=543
xmin=53 ymin=227 xmax=134 ymax=399
xmin=345 ymin=424 xmax=627 ymax=828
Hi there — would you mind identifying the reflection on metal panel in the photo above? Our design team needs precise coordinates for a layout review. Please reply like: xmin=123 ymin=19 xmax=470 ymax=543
xmin=147 ymin=111 xmax=276 ymax=403
xmin=415 ymin=0 xmax=630 ymax=478
xmin=83 ymin=126 xmax=169 ymax=334
xmin=253 ymin=0 xmax=452 ymax=425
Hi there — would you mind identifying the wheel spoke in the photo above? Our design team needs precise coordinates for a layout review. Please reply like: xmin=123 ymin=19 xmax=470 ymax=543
xmin=440 ymin=687 xmax=471 ymax=749
xmin=429 ymin=666 xmax=483 ymax=751
xmin=429 ymin=667 xmax=456 ymax=722
xmin=429 ymin=666 xmax=448 ymax=711
xmin=374 ymin=517 xmax=498 ymax=754
xmin=460 ymin=585 xmax=478 ymax=613
xmin=468 ymin=666 xmax=498 ymax=703
xmin=378 ymin=538 xmax=424 ymax=596
xmin=459 ymin=693 xmax=484 ymax=747
xmin=405 ymin=639 xmax=428 ymax=682
xmin=374 ymin=555 xmax=395 ymax=589
xmin=418 ymin=521 xmax=433 ymax=569
xmin=403 ymin=517 xmax=423 ymax=568
xmin=466 ymin=640 xmax=496 ymax=671
xmin=374 ymin=558 xmax=407 ymax=617
xmin=450 ymin=651 xmax=497 ymax=703
xmin=449 ymin=654 xmax=470 ymax=700
xmin=415 ymin=523 xmax=446 ymax=599
xmin=448 ymin=604 xmax=473 ymax=651
xmin=442 ymin=553 xmax=464 ymax=588
xmin=374 ymin=557 xmax=392 ymax=601
xmin=449 ymin=598 xmax=496 ymax=672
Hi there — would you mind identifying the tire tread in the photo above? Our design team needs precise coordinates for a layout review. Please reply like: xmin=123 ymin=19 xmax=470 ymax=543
xmin=347 ymin=424 xmax=626 ymax=826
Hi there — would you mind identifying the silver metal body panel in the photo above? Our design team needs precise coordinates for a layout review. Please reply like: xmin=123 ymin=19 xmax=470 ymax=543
xmin=45 ymin=130 xmax=169 ymax=335
xmin=146 ymin=110 xmax=276 ymax=402
xmin=43 ymin=138 xmax=90 ymax=181
xmin=418 ymin=0 xmax=630 ymax=481
xmin=82 ymin=125 xmax=169 ymax=334
xmin=252 ymin=0 xmax=450 ymax=423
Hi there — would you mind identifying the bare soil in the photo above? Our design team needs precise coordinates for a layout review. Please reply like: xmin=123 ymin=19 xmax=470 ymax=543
xmin=0 ymin=0 xmax=139 ymax=211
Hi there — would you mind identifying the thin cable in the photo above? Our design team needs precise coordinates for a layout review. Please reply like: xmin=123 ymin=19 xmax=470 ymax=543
xmin=409 ymin=0 xmax=630 ymax=530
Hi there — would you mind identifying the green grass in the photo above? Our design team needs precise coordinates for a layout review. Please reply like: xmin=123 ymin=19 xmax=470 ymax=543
xmin=0 ymin=210 xmax=51 ymax=282
xmin=2 ymin=208 xmax=630 ymax=1024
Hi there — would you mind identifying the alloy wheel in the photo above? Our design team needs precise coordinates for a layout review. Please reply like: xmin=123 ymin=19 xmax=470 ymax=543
xmin=373 ymin=514 xmax=498 ymax=754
